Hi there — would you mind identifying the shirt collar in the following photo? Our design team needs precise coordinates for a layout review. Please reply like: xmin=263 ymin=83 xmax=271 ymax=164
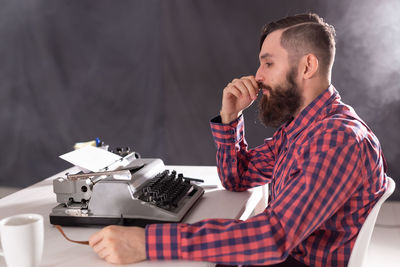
xmin=283 ymin=85 xmax=340 ymax=141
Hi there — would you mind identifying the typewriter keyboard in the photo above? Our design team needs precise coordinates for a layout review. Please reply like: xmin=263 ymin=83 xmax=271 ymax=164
xmin=137 ymin=170 xmax=194 ymax=210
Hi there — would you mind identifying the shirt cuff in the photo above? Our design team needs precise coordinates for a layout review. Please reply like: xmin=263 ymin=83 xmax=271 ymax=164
xmin=210 ymin=115 xmax=244 ymax=146
xmin=146 ymin=223 xmax=181 ymax=260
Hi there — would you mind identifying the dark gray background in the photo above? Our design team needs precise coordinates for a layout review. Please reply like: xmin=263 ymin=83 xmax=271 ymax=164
xmin=1 ymin=0 xmax=399 ymax=200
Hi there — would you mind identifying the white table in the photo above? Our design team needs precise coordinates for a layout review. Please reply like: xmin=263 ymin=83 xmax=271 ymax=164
xmin=0 ymin=165 xmax=268 ymax=267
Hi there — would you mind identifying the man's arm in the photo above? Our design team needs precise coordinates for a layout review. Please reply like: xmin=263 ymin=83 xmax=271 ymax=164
xmin=210 ymin=75 xmax=276 ymax=191
xmin=210 ymin=114 xmax=276 ymax=191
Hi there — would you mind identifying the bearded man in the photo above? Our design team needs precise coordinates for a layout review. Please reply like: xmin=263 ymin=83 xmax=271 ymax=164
xmin=89 ymin=13 xmax=388 ymax=267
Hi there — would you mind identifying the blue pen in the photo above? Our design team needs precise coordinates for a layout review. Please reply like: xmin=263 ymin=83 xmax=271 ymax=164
xmin=95 ymin=137 xmax=101 ymax=147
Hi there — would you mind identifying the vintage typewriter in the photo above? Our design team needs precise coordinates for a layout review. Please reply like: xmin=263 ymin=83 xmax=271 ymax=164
xmin=49 ymin=157 xmax=204 ymax=227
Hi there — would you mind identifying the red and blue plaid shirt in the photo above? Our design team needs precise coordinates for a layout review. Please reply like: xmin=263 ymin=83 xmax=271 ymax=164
xmin=146 ymin=85 xmax=388 ymax=267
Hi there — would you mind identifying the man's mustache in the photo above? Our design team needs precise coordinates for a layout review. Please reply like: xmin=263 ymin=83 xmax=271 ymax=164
xmin=257 ymin=82 xmax=272 ymax=92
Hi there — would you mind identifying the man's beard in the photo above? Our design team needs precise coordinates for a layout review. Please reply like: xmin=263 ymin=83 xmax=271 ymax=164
xmin=258 ymin=68 xmax=303 ymax=128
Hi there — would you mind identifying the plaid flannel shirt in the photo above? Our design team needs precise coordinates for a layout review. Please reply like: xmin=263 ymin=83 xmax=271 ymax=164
xmin=146 ymin=85 xmax=387 ymax=267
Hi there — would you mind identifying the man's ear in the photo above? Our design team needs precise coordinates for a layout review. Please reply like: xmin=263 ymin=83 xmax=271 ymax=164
xmin=301 ymin=54 xmax=319 ymax=79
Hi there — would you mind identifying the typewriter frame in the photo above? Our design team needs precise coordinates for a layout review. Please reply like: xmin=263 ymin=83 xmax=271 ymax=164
xmin=49 ymin=158 xmax=204 ymax=227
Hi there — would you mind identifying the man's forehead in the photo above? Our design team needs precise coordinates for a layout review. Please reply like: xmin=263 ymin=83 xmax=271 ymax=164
xmin=259 ymin=30 xmax=286 ymax=59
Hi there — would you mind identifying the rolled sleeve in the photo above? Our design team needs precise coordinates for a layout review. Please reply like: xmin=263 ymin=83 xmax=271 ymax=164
xmin=210 ymin=115 xmax=244 ymax=146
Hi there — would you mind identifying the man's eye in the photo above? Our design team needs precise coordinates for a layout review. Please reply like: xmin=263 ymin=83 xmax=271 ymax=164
xmin=265 ymin=63 xmax=272 ymax=67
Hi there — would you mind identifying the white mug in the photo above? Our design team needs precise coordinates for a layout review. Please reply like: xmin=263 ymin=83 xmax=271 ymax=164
xmin=0 ymin=214 xmax=44 ymax=267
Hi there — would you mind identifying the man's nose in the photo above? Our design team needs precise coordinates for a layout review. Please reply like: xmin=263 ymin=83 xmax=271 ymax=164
xmin=255 ymin=66 xmax=263 ymax=82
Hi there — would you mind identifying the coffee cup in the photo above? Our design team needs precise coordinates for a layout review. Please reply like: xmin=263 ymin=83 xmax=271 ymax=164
xmin=0 ymin=214 xmax=44 ymax=267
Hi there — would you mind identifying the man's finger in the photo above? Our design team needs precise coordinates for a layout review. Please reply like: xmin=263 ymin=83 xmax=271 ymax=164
xmin=104 ymin=254 xmax=116 ymax=264
xmin=232 ymin=82 xmax=251 ymax=99
xmin=97 ymin=246 xmax=110 ymax=259
xmin=89 ymin=229 xmax=104 ymax=247
xmin=92 ymin=241 xmax=106 ymax=255
xmin=225 ymin=85 xmax=242 ymax=99
xmin=241 ymin=75 xmax=257 ymax=86
xmin=241 ymin=78 xmax=258 ymax=100
xmin=248 ymin=76 xmax=259 ymax=90
xmin=242 ymin=76 xmax=259 ymax=93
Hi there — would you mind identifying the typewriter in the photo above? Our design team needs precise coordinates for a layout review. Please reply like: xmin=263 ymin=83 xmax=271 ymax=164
xmin=49 ymin=157 xmax=204 ymax=227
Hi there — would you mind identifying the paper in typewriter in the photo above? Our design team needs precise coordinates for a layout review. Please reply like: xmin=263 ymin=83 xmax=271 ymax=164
xmin=59 ymin=146 xmax=122 ymax=172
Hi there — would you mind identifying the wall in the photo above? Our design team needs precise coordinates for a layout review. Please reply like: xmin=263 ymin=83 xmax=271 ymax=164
xmin=1 ymin=0 xmax=399 ymax=199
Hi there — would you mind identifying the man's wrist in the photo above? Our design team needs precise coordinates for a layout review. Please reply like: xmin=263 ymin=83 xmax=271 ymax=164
xmin=220 ymin=111 xmax=242 ymax=124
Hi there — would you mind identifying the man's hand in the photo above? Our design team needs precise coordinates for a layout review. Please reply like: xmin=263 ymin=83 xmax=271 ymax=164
xmin=220 ymin=75 xmax=259 ymax=124
xmin=89 ymin=225 xmax=146 ymax=265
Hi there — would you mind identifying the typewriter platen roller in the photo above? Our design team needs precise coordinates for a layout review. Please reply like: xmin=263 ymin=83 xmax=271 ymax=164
xmin=49 ymin=158 xmax=204 ymax=227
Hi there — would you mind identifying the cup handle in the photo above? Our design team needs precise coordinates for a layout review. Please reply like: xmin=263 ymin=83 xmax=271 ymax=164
xmin=0 ymin=231 xmax=3 ymax=256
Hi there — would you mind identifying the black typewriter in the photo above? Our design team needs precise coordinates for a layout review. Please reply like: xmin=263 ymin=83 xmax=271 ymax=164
xmin=49 ymin=158 xmax=204 ymax=227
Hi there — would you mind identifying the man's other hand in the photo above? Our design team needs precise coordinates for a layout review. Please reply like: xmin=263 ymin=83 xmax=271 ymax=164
xmin=89 ymin=225 xmax=146 ymax=264
xmin=220 ymin=75 xmax=259 ymax=124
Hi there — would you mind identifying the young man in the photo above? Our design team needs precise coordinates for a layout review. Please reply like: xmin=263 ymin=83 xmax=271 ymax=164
xmin=89 ymin=13 xmax=388 ymax=267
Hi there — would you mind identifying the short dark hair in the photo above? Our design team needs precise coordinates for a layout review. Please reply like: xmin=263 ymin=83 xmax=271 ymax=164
xmin=260 ymin=13 xmax=336 ymax=75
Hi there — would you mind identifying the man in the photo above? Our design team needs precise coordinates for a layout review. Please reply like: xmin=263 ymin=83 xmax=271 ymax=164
xmin=89 ymin=13 xmax=388 ymax=267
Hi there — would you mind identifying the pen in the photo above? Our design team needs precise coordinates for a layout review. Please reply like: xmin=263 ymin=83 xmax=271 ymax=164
xmin=183 ymin=177 xmax=205 ymax=183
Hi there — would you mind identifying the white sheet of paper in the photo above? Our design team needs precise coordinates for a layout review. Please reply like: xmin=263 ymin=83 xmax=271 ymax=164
xmin=59 ymin=146 xmax=122 ymax=172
